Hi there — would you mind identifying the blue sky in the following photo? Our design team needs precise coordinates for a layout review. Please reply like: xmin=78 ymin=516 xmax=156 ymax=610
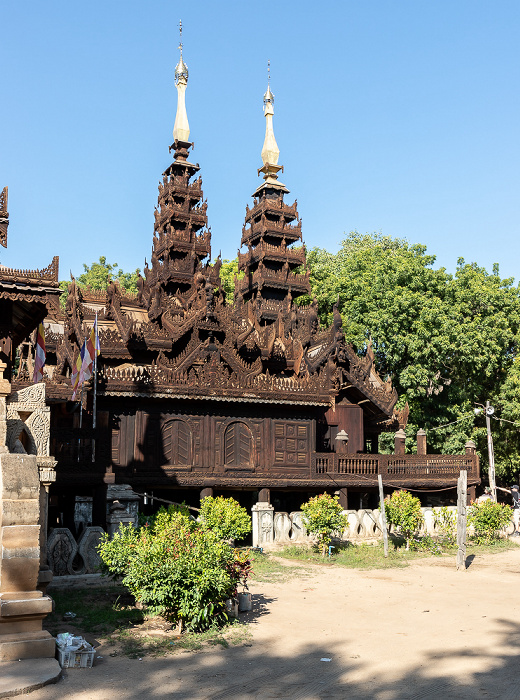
xmin=2 ymin=1 xmax=520 ymax=283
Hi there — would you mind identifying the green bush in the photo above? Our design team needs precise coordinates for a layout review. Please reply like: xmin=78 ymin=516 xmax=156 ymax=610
xmin=199 ymin=496 xmax=252 ymax=542
xmin=433 ymin=506 xmax=456 ymax=546
xmin=98 ymin=509 xmax=247 ymax=631
xmin=384 ymin=490 xmax=424 ymax=550
xmin=301 ymin=493 xmax=348 ymax=556
xmin=468 ymin=500 xmax=513 ymax=544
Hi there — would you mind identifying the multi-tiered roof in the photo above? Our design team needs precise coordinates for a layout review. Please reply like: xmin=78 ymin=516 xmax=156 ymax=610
xmin=24 ymin=45 xmax=397 ymax=422
xmin=238 ymin=82 xmax=310 ymax=318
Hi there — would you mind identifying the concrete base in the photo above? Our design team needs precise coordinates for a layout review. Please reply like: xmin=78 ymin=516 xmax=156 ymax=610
xmin=0 ymin=658 xmax=61 ymax=698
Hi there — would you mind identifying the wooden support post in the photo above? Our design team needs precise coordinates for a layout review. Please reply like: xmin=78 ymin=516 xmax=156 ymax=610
xmin=337 ymin=487 xmax=348 ymax=510
xmin=378 ymin=474 xmax=389 ymax=558
xmin=456 ymin=470 xmax=467 ymax=571
xmin=258 ymin=488 xmax=270 ymax=503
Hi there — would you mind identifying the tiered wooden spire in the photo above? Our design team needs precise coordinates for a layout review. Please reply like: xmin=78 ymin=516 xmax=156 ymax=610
xmin=237 ymin=76 xmax=310 ymax=321
xmin=142 ymin=33 xmax=211 ymax=322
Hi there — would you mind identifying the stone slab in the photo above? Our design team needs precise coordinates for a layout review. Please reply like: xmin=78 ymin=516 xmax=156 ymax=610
xmin=0 ymin=658 xmax=61 ymax=698
xmin=0 ymin=630 xmax=55 ymax=661
xmin=0 ymin=595 xmax=52 ymax=617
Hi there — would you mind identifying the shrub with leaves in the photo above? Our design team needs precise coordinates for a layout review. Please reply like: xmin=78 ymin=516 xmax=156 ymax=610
xmin=433 ymin=506 xmax=457 ymax=546
xmin=199 ymin=496 xmax=252 ymax=542
xmin=301 ymin=493 xmax=348 ymax=556
xmin=468 ymin=500 xmax=513 ymax=544
xmin=384 ymin=490 xmax=424 ymax=550
xmin=98 ymin=509 xmax=247 ymax=631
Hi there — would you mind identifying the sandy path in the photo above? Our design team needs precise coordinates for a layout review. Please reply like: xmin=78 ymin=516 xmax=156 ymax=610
xmin=26 ymin=549 xmax=520 ymax=699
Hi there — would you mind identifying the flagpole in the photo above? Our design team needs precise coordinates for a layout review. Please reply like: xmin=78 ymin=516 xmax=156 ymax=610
xmin=78 ymin=352 xmax=85 ymax=463
xmin=92 ymin=313 xmax=98 ymax=463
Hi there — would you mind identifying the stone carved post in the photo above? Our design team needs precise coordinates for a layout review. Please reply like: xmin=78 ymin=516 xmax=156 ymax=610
xmin=416 ymin=429 xmax=427 ymax=456
xmin=0 ymin=371 xmax=54 ymax=660
xmin=251 ymin=501 xmax=274 ymax=548
xmin=37 ymin=458 xmax=57 ymax=594
xmin=394 ymin=428 xmax=406 ymax=456
xmin=106 ymin=484 xmax=140 ymax=537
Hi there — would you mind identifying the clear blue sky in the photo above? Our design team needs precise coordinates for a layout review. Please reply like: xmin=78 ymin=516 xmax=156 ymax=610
xmin=2 ymin=1 xmax=520 ymax=283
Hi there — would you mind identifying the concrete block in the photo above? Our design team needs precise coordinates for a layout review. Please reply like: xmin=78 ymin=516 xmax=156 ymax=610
xmin=0 ymin=595 xmax=53 ymax=618
xmin=0 ymin=630 xmax=55 ymax=661
xmin=0 ymin=499 xmax=39 ymax=527
xmin=0 ymin=454 xmax=39 ymax=501
xmin=0 ymin=619 xmax=42 ymax=635
xmin=1 ymin=525 xmax=40 ymax=552
xmin=0 ymin=558 xmax=40 ymax=593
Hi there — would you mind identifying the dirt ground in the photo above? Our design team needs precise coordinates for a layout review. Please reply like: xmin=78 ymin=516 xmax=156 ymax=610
xmin=26 ymin=547 xmax=520 ymax=699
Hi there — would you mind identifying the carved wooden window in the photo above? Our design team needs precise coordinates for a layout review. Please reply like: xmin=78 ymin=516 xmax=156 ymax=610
xmin=224 ymin=422 xmax=253 ymax=467
xmin=162 ymin=419 xmax=192 ymax=466
xmin=274 ymin=422 xmax=309 ymax=466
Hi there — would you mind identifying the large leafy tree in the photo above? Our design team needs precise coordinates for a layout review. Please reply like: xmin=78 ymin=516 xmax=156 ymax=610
xmin=305 ymin=233 xmax=520 ymax=480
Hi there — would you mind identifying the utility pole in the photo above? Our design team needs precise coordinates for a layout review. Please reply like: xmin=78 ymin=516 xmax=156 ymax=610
xmin=485 ymin=401 xmax=497 ymax=502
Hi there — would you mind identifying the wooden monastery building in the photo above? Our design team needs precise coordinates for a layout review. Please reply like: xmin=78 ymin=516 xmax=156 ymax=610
xmin=7 ymin=46 xmax=480 ymax=531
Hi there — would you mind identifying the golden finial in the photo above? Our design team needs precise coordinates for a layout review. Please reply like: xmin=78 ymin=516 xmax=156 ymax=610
xmin=255 ymin=60 xmax=287 ymax=193
xmin=264 ymin=60 xmax=274 ymax=105
xmin=173 ymin=19 xmax=190 ymax=142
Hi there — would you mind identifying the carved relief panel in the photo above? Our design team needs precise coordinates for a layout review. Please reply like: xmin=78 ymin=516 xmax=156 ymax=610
xmin=273 ymin=421 xmax=310 ymax=467
xmin=162 ymin=419 xmax=192 ymax=466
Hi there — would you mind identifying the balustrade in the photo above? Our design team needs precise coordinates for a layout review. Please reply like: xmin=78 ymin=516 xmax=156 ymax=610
xmin=311 ymin=453 xmax=479 ymax=479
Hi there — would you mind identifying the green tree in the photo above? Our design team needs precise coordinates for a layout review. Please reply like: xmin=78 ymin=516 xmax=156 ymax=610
xmin=301 ymin=493 xmax=348 ymax=556
xmin=60 ymin=256 xmax=141 ymax=307
xmin=78 ymin=256 xmax=141 ymax=293
xmin=305 ymin=232 xmax=520 ymax=478
xmin=384 ymin=490 xmax=424 ymax=550
xmin=199 ymin=496 xmax=252 ymax=543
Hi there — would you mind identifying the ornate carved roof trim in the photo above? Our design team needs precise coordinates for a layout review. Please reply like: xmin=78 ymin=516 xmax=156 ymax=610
xmin=0 ymin=256 xmax=59 ymax=285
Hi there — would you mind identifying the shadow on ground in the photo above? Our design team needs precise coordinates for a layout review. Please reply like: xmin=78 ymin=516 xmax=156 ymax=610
xmin=37 ymin=616 xmax=520 ymax=700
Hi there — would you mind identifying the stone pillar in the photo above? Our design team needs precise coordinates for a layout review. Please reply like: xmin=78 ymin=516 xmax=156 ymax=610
xmin=0 ymin=452 xmax=54 ymax=660
xmin=106 ymin=484 xmax=140 ymax=537
xmin=416 ymin=429 xmax=427 ymax=456
xmin=251 ymin=501 xmax=274 ymax=548
xmin=337 ymin=487 xmax=348 ymax=510
xmin=258 ymin=488 xmax=270 ymax=503
xmin=465 ymin=439 xmax=476 ymax=455
xmin=394 ymin=429 xmax=406 ymax=456
xmin=200 ymin=487 xmax=213 ymax=500
xmin=37 ymin=458 xmax=56 ymax=595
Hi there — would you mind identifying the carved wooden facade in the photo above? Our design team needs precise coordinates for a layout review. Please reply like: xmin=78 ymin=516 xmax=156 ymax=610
xmin=11 ymin=129 xmax=479 ymax=520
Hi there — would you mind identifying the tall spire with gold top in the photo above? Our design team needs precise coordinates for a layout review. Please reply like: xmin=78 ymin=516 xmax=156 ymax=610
xmin=238 ymin=63 xmax=311 ymax=314
xmin=173 ymin=20 xmax=190 ymax=143
xmin=144 ymin=21 xmax=211 ymax=314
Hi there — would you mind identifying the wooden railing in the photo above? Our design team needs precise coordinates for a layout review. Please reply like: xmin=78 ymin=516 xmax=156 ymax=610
xmin=312 ymin=453 xmax=479 ymax=479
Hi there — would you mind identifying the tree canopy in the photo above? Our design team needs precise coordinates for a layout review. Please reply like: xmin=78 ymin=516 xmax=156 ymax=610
xmin=305 ymin=232 xmax=520 ymax=480
xmin=59 ymin=256 xmax=141 ymax=304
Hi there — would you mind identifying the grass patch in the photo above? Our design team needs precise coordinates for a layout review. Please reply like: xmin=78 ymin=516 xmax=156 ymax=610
xmin=45 ymin=584 xmax=252 ymax=658
xmin=249 ymin=551 xmax=311 ymax=582
xmin=45 ymin=585 xmax=144 ymax=637
xmin=273 ymin=537 xmax=520 ymax=570
xmin=466 ymin=538 xmax=519 ymax=556
xmin=277 ymin=542 xmax=419 ymax=569
xmin=107 ymin=622 xmax=252 ymax=658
